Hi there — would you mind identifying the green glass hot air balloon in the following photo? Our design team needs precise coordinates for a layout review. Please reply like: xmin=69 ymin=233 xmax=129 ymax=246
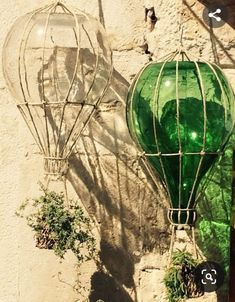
xmin=127 ymin=54 xmax=234 ymax=226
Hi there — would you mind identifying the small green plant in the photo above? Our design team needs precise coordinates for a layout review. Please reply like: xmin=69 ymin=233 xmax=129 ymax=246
xmin=164 ymin=249 xmax=203 ymax=302
xmin=17 ymin=185 xmax=96 ymax=263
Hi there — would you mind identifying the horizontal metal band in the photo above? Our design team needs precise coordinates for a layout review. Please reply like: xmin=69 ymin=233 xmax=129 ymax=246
xmin=142 ymin=152 xmax=223 ymax=156
xmin=44 ymin=157 xmax=67 ymax=161
xmin=17 ymin=102 xmax=96 ymax=107
xmin=167 ymin=208 xmax=197 ymax=226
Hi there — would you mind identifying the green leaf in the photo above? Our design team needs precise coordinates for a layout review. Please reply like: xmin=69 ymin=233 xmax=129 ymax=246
xmin=16 ymin=187 xmax=96 ymax=263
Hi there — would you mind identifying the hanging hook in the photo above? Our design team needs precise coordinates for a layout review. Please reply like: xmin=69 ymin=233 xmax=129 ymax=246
xmin=177 ymin=0 xmax=185 ymax=55
xmin=177 ymin=24 xmax=185 ymax=60
xmin=180 ymin=24 xmax=184 ymax=48
xmin=56 ymin=0 xmax=64 ymax=5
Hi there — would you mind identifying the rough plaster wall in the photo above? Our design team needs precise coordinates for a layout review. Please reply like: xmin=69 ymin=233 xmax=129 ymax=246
xmin=0 ymin=1 xmax=235 ymax=302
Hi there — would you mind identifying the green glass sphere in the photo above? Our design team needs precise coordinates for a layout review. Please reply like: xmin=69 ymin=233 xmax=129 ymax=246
xmin=127 ymin=61 xmax=234 ymax=225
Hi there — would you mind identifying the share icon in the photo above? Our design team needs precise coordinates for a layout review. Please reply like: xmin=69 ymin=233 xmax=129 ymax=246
xmin=208 ymin=8 xmax=222 ymax=22
xmin=202 ymin=4 xmax=228 ymax=28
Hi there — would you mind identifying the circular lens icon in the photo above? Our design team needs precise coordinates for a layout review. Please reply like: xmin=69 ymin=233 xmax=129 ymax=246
xmin=202 ymin=4 xmax=228 ymax=28
xmin=194 ymin=261 xmax=224 ymax=292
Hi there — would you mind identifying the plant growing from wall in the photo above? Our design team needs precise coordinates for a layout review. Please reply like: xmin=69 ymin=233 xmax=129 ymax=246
xmin=16 ymin=185 xmax=96 ymax=263
xmin=197 ymin=133 xmax=235 ymax=294
xmin=164 ymin=249 xmax=203 ymax=302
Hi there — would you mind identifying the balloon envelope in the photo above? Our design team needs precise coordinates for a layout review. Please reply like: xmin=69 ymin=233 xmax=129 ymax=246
xmin=2 ymin=5 xmax=112 ymax=170
xmin=127 ymin=61 xmax=234 ymax=224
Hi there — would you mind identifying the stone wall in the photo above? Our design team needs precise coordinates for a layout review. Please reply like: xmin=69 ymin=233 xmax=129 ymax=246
xmin=0 ymin=0 xmax=234 ymax=302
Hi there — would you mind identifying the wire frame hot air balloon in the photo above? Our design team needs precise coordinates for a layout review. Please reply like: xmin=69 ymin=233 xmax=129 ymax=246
xmin=126 ymin=50 xmax=234 ymax=257
xmin=2 ymin=1 xmax=112 ymax=179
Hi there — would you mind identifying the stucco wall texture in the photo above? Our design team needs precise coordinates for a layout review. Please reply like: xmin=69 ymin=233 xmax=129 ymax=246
xmin=0 ymin=1 xmax=235 ymax=302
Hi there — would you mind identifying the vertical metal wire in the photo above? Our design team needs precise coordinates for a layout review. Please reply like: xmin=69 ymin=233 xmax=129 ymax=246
xmin=81 ymin=23 xmax=100 ymax=101
xmin=213 ymin=63 xmax=234 ymax=116
xmin=195 ymin=156 xmax=221 ymax=203
xmin=18 ymin=5 xmax=53 ymax=154
xmin=127 ymin=62 xmax=154 ymax=151
xmin=140 ymin=157 xmax=167 ymax=194
xmin=59 ymin=21 xmax=99 ymax=156
xmin=22 ymin=15 xmax=49 ymax=152
xmin=186 ymin=61 xmax=207 ymax=209
xmin=191 ymin=226 xmax=197 ymax=258
xmin=63 ymin=0 xmax=103 ymax=107
xmin=205 ymin=62 xmax=228 ymax=124
xmin=22 ymin=22 xmax=38 ymax=103
xmin=63 ymin=176 xmax=69 ymax=208
xmin=54 ymin=5 xmax=82 ymax=158
xmin=152 ymin=61 xmax=173 ymax=201
xmin=168 ymin=225 xmax=176 ymax=267
xmin=175 ymin=60 xmax=182 ymax=210
xmin=194 ymin=60 xmax=229 ymax=205
xmin=18 ymin=3 xmax=54 ymax=103
xmin=41 ymin=3 xmax=60 ymax=158
xmin=17 ymin=105 xmax=44 ymax=153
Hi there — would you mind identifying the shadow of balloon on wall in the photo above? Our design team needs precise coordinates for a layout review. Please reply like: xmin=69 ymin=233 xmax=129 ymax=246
xmin=67 ymin=66 xmax=170 ymax=301
xmin=89 ymin=271 xmax=133 ymax=302
xmin=99 ymin=240 xmax=135 ymax=288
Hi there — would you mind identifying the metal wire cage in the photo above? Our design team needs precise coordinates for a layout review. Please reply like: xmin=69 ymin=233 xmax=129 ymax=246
xmin=2 ymin=1 xmax=113 ymax=177
xmin=126 ymin=50 xmax=235 ymax=227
